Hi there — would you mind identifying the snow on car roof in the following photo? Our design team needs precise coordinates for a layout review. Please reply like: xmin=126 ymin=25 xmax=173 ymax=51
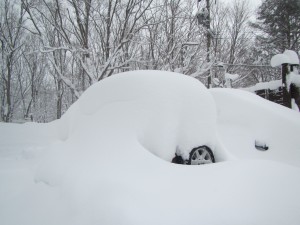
xmin=57 ymin=70 xmax=217 ymax=162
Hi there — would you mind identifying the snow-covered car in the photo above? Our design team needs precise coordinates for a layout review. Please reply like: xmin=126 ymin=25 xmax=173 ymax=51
xmin=210 ymin=87 xmax=300 ymax=168
xmin=56 ymin=70 xmax=218 ymax=166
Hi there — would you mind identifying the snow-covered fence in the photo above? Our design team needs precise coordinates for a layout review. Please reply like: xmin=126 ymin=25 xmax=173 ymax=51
xmin=255 ymin=87 xmax=285 ymax=107
xmin=271 ymin=50 xmax=300 ymax=110
xmin=241 ymin=50 xmax=300 ymax=110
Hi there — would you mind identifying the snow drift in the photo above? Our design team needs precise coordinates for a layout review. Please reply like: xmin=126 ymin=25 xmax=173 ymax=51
xmin=211 ymin=88 xmax=300 ymax=167
xmin=1 ymin=70 xmax=300 ymax=225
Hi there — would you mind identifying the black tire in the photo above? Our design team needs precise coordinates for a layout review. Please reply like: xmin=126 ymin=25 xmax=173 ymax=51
xmin=187 ymin=146 xmax=215 ymax=165
xmin=172 ymin=154 xmax=184 ymax=164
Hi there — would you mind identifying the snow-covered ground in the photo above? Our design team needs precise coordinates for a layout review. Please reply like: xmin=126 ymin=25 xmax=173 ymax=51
xmin=1 ymin=70 xmax=300 ymax=225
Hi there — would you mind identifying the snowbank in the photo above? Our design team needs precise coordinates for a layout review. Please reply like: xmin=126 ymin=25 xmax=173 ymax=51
xmin=1 ymin=71 xmax=300 ymax=225
xmin=211 ymin=88 xmax=300 ymax=167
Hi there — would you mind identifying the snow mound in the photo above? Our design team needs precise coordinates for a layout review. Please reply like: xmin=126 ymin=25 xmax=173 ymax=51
xmin=211 ymin=88 xmax=300 ymax=167
xmin=271 ymin=50 xmax=299 ymax=67
xmin=225 ymin=73 xmax=239 ymax=81
xmin=73 ymin=71 xmax=216 ymax=160
xmin=37 ymin=70 xmax=217 ymax=186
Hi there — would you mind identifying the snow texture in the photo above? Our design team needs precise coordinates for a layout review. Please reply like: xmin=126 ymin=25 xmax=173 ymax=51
xmin=291 ymin=98 xmax=300 ymax=111
xmin=287 ymin=70 xmax=300 ymax=90
xmin=211 ymin=88 xmax=300 ymax=167
xmin=271 ymin=50 xmax=300 ymax=67
xmin=1 ymin=70 xmax=300 ymax=225
xmin=57 ymin=70 xmax=217 ymax=162
xmin=224 ymin=73 xmax=239 ymax=88
xmin=225 ymin=72 xmax=239 ymax=81
xmin=242 ymin=80 xmax=282 ymax=92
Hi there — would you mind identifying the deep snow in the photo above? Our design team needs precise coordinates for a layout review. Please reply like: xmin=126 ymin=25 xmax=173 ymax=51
xmin=211 ymin=88 xmax=300 ymax=167
xmin=1 ymin=70 xmax=300 ymax=225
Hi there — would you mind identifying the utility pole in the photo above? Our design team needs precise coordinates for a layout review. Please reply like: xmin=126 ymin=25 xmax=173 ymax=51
xmin=206 ymin=0 xmax=211 ymax=63
xmin=196 ymin=0 xmax=213 ymax=88
xmin=206 ymin=0 xmax=212 ymax=88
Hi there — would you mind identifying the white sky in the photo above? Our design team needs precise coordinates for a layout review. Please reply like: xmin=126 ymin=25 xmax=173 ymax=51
xmin=220 ymin=0 xmax=262 ymax=9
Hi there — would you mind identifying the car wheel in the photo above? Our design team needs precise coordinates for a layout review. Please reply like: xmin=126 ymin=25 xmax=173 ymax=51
xmin=172 ymin=154 xmax=184 ymax=164
xmin=188 ymin=146 xmax=215 ymax=165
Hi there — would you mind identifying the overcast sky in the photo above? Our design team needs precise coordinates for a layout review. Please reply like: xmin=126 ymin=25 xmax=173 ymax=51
xmin=220 ymin=0 xmax=262 ymax=9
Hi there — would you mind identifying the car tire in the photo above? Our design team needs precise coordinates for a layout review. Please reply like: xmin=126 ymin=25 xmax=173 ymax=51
xmin=187 ymin=146 xmax=215 ymax=165
xmin=172 ymin=154 xmax=184 ymax=164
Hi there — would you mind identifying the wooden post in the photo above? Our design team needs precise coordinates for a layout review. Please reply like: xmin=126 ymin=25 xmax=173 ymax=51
xmin=282 ymin=63 xmax=292 ymax=108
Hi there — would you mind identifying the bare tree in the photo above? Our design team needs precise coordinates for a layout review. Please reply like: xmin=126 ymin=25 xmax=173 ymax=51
xmin=0 ymin=0 xmax=263 ymax=122
xmin=226 ymin=0 xmax=252 ymax=66
xmin=0 ymin=0 xmax=26 ymax=122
